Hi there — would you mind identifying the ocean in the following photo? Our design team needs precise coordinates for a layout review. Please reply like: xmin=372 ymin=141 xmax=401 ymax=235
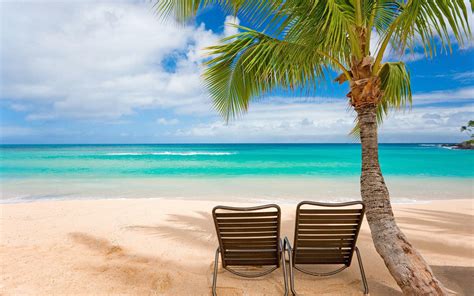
xmin=1 ymin=144 xmax=473 ymax=203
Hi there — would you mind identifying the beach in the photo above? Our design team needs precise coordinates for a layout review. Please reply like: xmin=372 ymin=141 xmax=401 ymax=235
xmin=2 ymin=0 xmax=474 ymax=295
xmin=1 ymin=144 xmax=473 ymax=294
xmin=1 ymin=198 xmax=472 ymax=295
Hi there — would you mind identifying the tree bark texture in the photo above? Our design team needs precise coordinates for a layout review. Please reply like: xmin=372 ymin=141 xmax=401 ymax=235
xmin=356 ymin=104 xmax=448 ymax=295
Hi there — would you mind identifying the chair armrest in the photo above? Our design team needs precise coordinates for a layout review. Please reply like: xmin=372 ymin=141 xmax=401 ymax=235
xmin=283 ymin=236 xmax=293 ymax=251
xmin=278 ymin=238 xmax=283 ymax=251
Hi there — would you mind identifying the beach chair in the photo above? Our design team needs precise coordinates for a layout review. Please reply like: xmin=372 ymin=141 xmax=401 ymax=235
xmin=283 ymin=201 xmax=369 ymax=295
xmin=212 ymin=204 xmax=288 ymax=295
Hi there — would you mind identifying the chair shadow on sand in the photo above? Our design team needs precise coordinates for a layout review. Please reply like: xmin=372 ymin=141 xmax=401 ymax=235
xmin=120 ymin=208 xmax=473 ymax=296
xmin=68 ymin=232 xmax=174 ymax=294
xmin=125 ymin=212 xmax=293 ymax=295
xmin=125 ymin=211 xmax=376 ymax=295
xmin=125 ymin=211 xmax=217 ymax=250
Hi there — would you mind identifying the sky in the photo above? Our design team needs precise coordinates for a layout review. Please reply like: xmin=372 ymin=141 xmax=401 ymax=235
xmin=0 ymin=0 xmax=473 ymax=144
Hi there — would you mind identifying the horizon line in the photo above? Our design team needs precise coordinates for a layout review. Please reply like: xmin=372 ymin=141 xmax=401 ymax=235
xmin=0 ymin=142 xmax=456 ymax=145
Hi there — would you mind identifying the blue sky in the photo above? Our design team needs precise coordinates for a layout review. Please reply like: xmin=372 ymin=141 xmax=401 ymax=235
xmin=0 ymin=0 xmax=473 ymax=144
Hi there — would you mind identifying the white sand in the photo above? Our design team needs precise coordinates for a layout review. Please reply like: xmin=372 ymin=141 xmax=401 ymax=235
xmin=1 ymin=199 xmax=473 ymax=295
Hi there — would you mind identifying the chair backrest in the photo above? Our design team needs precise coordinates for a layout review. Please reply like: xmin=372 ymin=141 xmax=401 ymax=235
xmin=293 ymin=201 xmax=365 ymax=266
xmin=213 ymin=204 xmax=281 ymax=268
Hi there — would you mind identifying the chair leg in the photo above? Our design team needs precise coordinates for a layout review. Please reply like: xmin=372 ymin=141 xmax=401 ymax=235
xmin=284 ymin=238 xmax=297 ymax=295
xmin=355 ymin=247 xmax=369 ymax=295
xmin=287 ymin=248 xmax=297 ymax=295
xmin=212 ymin=247 xmax=220 ymax=296
xmin=279 ymin=240 xmax=289 ymax=296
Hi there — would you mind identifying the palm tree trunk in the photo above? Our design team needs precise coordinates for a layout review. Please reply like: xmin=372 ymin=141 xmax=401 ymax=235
xmin=356 ymin=104 xmax=448 ymax=295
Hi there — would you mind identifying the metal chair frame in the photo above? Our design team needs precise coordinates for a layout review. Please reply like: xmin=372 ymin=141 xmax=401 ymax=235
xmin=212 ymin=204 xmax=288 ymax=296
xmin=283 ymin=201 xmax=369 ymax=295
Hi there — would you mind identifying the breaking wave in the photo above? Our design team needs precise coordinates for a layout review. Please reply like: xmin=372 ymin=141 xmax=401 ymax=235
xmin=105 ymin=151 xmax=235 ymax=156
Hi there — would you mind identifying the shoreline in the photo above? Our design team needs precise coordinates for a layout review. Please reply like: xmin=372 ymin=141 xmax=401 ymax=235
xmin=1 ymin=198 xmax=473 ymax=295
xmin=2 ymin=176 xmax=472 ymax=204
xmin=0 ymin=196 xmax=438 ymax=206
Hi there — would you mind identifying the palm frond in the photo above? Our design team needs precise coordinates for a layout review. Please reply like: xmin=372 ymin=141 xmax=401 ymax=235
xmin=154 ymin=0 xmax=282 ymax=27
xmin=373 ymin=0 xmax=471 ymax=72
xmin=203 ymin=27 xmax=331 ymax=121
xmin=364 ymin=1 xmax=401 ymax=55
xmin=155 ymin=0 xmax=471 ymax=131
xmin=377 ymin=61 xmax=412 ymax=122
xmin=154 ymin=0 xmax=202 ymax=22
xmin=280 ymin=0 xmax=357 ymax=59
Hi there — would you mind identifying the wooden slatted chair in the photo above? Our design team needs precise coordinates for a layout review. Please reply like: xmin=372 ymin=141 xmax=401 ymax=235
xmin=212 ymin=204 xmax=288 ymax=296
xmin=283 ymin=201 xmax=369 ymax=295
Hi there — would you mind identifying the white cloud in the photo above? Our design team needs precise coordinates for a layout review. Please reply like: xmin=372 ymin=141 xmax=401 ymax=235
xmin=223 ymin=15 xmax=240 ymax=37
xmin=1 ymin=1 xmax=472 ymax=144
xmin=0 ymin=1 xmax=222 ymax=120
xmin=0 ymin=126 xmax=34 ymax=137
xmin=413 ymin=87 xmax=474 ymax=104
xmin=2 ymin=1 xmax=470 ymax=123
xmin=453 ymin=71 xmax=474 ymax=83
xmin=380 ymin=105 xmax=473 ymax=138
xmin=157 ymin=117 xmax=179 ymax=125
xmin=172 ymin=89 xmax=474 ymax=142
xmin=9 ymin=104 xmax=30 ymax=112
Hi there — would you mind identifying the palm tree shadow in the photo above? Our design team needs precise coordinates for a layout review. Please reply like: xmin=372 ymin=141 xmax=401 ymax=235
xmin=396 ymin=208 xmax=473 ymax=235
xmin=339 ymin=265 xmax=474 ymax=296
xmin=391 ymin=208 xmax=473 ymax=258
xmin=125 ymin=211 xmax=217 ymax=249
xmin=349 ymin=233 xmax=472 ymax=295
xmin=68 ymin=232 xmax=174 ymax=294
xmin=431 ymin=265 xmax=474 ymax=296
xmin=368 ymin=282 xmax=402 ymax=295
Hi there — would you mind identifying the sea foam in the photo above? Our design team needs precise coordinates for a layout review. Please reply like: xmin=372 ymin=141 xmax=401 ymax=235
xmin=105 ymin=151 xmax=235 ymax=156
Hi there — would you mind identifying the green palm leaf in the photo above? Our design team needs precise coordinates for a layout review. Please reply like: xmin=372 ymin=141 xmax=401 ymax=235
xmin=155 ymin=0 xmax=471 ymax=125
xmin=377 ymin=61 xmax=412 ymax=120
xmin=204 ymin=27 xmax=337 ymax=121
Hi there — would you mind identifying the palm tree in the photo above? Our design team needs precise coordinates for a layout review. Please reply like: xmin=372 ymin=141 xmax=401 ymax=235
xmin=155 ymin=1 xmax=471 ymax=294
xmin=460 ymin=120 xmax=474 ymax=138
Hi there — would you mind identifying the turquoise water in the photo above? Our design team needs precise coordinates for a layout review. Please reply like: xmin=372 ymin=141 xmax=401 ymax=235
xmin=1 ymin=144 xmax=473 ymax=179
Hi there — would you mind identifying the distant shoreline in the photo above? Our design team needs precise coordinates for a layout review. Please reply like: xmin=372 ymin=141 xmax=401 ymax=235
xmin=441 ymin=140 xmax=474 ymax=150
